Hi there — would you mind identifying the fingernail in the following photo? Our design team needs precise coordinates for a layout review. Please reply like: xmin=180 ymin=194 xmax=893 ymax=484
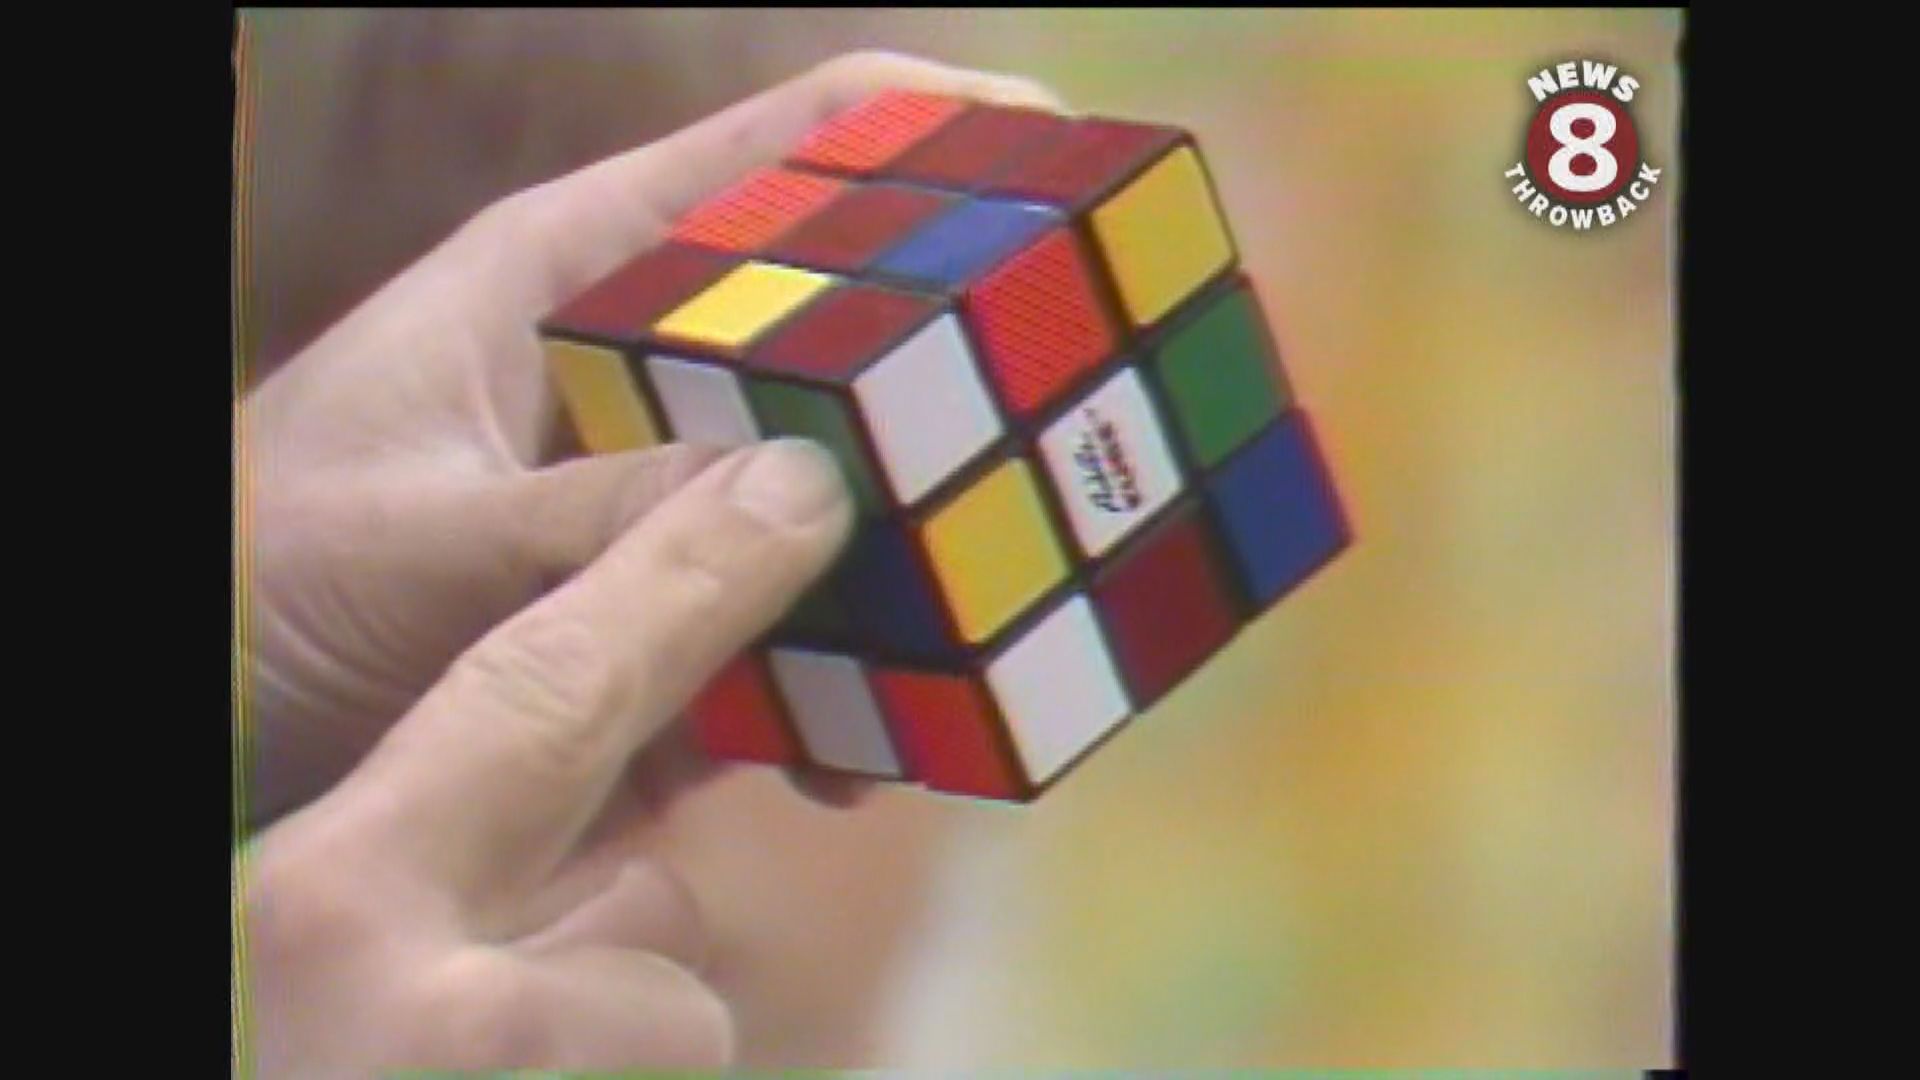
xmin=728 ymin=439 xmax=848 ymax=526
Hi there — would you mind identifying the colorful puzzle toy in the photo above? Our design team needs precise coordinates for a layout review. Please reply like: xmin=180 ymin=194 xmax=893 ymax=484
xmin=537 ymin=90 xmax=1351 ymax=802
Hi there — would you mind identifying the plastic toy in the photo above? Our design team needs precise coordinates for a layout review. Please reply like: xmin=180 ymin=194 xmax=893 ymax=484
xmin=537 ymin=90 xmax=1350 ymax=802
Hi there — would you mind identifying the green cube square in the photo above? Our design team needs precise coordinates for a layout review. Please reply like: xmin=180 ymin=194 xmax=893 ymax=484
xmin=1149 ymin=285 xmax=1292 ymax=469
xmin=745 ymin=378 xmax=886 ymax=516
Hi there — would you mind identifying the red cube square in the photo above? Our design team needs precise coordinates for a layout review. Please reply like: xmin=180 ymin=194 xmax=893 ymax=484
xmin=761 ymin=183 xmax=955 ymax=275
xmin=962 ymin=227 xmax=1118 ymax=418
xmin=539 ymin=243 xmax=738 ymax=343
xmin=687 ymin=653 xmax=801 ymax=764
xmin=668 ymin=167 xmax=845 ymax=254
xmin=980 ymin=117 xmax=1184 ymax=210
xmin=786 ymin=89 xmax=967 ymax=176
xmin=886 ymin=103 xmax=1071 ymax=190
xmin=869 ymin=666 xmax=1023 ymax=799
xmin=1090 ymin=502 xmax=1243 ymax=707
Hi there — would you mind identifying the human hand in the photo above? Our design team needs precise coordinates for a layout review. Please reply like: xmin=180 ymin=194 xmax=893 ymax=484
xmin=238 ymin=50 xmax=1065 ymax=824
xmin=240 ymin=437 xmax=859 ymax=1074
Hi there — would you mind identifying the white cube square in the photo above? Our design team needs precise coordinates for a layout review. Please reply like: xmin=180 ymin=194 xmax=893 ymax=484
xmin=645 ymin=355 xmax=761 ymax=447
xmin=768 ymin=648 xmax=903 ymax=778
xmin=1035 ymin=366 xmax=1184 ymax=558
xmin=853 ymin=314 xmax=1005 ymax=506
xmin=985 ymin=595 xmax=1132 ymax=786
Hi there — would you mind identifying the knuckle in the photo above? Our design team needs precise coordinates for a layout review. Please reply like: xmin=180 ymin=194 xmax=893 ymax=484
xmin=806 ymin=50 xmax=1056 ymax=114
xmin=1000 ymin=75 xmax=1065 ymax=109
xmin=646 ymin=511 xmax=764 ymax=609
xmin=575 ymin=444 xmax=724 ymax=552
xmin=682 ymin=981 xmax=737 ymax=1068
xmin=810 ymin=48 xmax=939 ymax=100
xmin=643 ymin=958 xmax=736 ymax=1069
xmin=643 ymin=492 xmax=845 ymax=608
xmin=454 ymin=614 xmax=617 ymax=778
xmin=462 ymin=191 xmax=523 ymax=240
xmin=624 ymin=861 xmax=711 ymax=969
xmin=241 ymin=835 xmax=381 ymax=967
xmin=402 ymin=951 xmax=553 ymax=1069
xmin=647 ymin=441 xmax=731 ymax=493
xmin=462 ymin=185 xmax=554 ymax=247
xmin=814 ymin=47 xmax=903 ymax=81
xmin=621 ymin=548 xmax=728 ymax=675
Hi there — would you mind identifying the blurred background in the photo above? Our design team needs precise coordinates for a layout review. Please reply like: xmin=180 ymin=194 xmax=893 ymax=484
xmin=236 ymin=8 xmax=1679 ymax=1069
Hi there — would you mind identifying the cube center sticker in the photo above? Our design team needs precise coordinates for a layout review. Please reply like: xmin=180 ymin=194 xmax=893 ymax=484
xmin=1037 ymin=366 xmax=1183 ymax=558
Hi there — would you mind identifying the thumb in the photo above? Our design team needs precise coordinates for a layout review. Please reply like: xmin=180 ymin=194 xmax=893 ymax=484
xmin=342 ymin=438 xmax=853 ymax=911
xmin=482 ymin=442 xmax=730 ymax=582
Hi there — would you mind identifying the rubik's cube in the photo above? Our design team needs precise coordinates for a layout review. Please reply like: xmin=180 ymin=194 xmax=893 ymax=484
xmin=537 ymin=91 xmax=1350 ymax=802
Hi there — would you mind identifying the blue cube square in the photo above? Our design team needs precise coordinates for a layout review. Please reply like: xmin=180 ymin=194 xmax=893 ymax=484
xmin=837 ymin=520 xmax=968 ymax=664
xmin=869 ymin=198 xmax=1061 ymax=290
xmin=1205 ymin=411 xmax=1351 ymax=609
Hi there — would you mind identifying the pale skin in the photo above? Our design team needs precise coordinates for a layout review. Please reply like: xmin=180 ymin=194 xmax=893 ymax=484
xmin=237 ymin=51 xmax=1065 ymax=1075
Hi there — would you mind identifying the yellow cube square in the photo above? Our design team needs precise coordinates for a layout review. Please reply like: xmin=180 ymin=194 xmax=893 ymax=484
xmin=1090 ymin=145 xmax=1235 ymax=329
xmin=652 ymin=261 xmax=833 ymax=352
xmin=922 ymin=458 xmax=1070 ymax=644
xmin=543 ymin=338 xmax=662 ymax=454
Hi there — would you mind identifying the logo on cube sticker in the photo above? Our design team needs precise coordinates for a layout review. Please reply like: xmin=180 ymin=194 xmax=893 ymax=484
xmin=1072 ymin=409 xmax=1143 ymax=514
xmin=1038 ymin=366 xmax=1183 ymax=558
